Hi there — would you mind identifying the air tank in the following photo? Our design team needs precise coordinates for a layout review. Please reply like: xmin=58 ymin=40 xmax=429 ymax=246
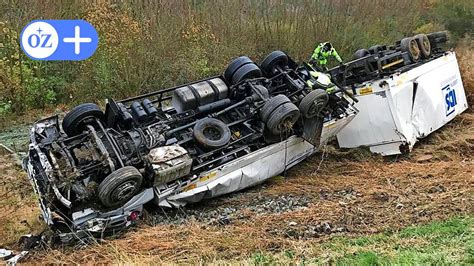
xmin=142 ymin=98 xmax=158 ymax=115
xmin=117 ymin=102 xmax=134 ymax=128
xmin=171 ymin=78 xmax=228 ymax=113
xmin=131 ymin=101 xmax=147 ymax=122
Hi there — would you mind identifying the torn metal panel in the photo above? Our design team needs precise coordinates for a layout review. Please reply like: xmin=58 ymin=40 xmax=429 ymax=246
xmin=165 ymin=137 xmax=309 ymax=206
xmin=0 ymin=249 xmax=13 ymax=260
xmin=164 ymin=110 xmax=357 ymax=206
xmin=71 ymin=188 xmax=154 ymax=228
xmin=6 ymin=251 xmax=28 ymax=266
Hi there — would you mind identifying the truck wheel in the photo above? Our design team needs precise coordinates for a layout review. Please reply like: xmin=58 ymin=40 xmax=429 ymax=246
xmin=260 ymin=94 xmax=291 ymax=122
xmin=299 ymin=89 xmax=329 ymax=118
xmin=231 ymin=63 xmax=262 ymax=85
xmin=260 ymin=50 xmax=288 ymax=77
xmin=368 ymin=45 xmax=383 ymax=55
xmin=62 ymin=103 xmax=103 ymax=136
xmin=193 ymin=118 xmax=231 ymax=150
xmin=223 ymin=56 xmax=254 ymax=84
xmin=98 ymin=166 xmax=143 ymax=208
xmin=352 ymin=49 xmax=370 ymax=60
xmin=427 ymin=31 xmax=448 ymax=46
xmin=413 ymin=34 xmax=431 ymax=58
xmin=400 ymin=37 xmax=420 ymax=62
xmin=266 ymin=102 xmax=300 ymax=135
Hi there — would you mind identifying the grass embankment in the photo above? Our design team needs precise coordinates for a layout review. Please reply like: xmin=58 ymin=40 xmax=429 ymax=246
xmin=0 ymin=154 xmax=43 ymax=246
xmin=248 ymin=217 xmax=473 ymax=265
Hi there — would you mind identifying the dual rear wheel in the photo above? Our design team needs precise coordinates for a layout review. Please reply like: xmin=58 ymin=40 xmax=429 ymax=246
xmin=400 ymin=34 xmax=431 ymax=62
xmin=223 ymin=56 xmax=262 ymax=85
xmin=260 ymin=95 xmax=300 ymax=135
xmin=223 ymin=50 xmax=291 ymax=85
xmin=352 ymin=34 xmax=432 ymax=63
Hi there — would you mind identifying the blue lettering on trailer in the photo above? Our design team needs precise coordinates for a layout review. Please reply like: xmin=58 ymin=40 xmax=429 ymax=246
xmin=442 ymin=84 xmax=457 ymax=116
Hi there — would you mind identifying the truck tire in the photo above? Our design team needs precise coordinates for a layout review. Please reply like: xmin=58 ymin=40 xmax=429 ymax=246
xmin=98 ymin=166 xmax=143 ymax=208
xmin=427 ymin=31 xmax=448 ymax=46
xmin=400 ymin=37 xmax=420 ymax=62
xmin=223 ymin=56 xmax=254 ymax=84
xmin=299 ymin=89 xmax=329 ymax=118
xmin=260 ymin=94 xmax=291 ymax=122
xmin=368 ymin=45 xmax=383 ymax=55
xmin=413 ymin=34 xmax=431 ymax=58
xmin=193 ymin=118 xmax=231 ymax=150
xmin=62 ymin=103 xmax=103 ymax=136
xmin=352 ymin=49 xmax=370 ymax=60
xmin=231 ymin=63 xmax=262 ymax=85
xmin=260 ymin=50 xmax=288 ymax=77
xmin=266 ymin=102 xmax=300 ymax=135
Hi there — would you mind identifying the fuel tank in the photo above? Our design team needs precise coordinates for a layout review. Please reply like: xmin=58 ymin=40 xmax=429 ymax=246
xmin=171 ymin=77 xmax=228 ymax=113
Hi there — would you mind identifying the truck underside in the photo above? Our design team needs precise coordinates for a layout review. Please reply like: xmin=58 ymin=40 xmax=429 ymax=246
xmin=25 ymin=50 xmax=357 ymax=242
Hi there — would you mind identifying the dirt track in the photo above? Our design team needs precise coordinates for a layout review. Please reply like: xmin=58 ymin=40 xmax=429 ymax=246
xmin=0 ymin=111 xmax=470 ymax=263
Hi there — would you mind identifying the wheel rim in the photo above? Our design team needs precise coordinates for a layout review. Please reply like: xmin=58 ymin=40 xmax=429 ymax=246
xmin=203 ymin=126 xmax=223 ymax=141
xmin=423 ymin=37 xmax=430 ymax=50
xmin=112 ymin=180 xmax=137 ymax=201
xmin=278 ymin=117 xmax=292 ymax=132
xmin=277 ymin=113 xmax=297 ymax=133
xmin=308 ymin=99 xmax=326 ymax=116
xmin=409 ymin=40 xmax=420 ymax=59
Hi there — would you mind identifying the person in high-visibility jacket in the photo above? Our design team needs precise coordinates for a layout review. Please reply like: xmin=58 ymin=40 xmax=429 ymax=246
xmin=305 ymin=66 xmax=337 ymax=93
xmin=310 ymin=42 xmax=342 ymax=70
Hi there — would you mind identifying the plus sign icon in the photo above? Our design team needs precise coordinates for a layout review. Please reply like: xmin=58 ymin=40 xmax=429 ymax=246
xmin=20 ymin=20 xmax=98 ymax=60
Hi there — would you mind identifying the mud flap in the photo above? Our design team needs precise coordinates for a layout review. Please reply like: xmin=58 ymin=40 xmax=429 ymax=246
xmin=301 ymin=116 xmax=324 ymax=147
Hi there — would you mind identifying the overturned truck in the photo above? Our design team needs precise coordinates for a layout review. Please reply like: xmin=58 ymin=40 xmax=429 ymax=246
xmin=328 ymin=32 xmax=468 ymax=155
xmin=25 ymin=51 xmax=358 ymax=242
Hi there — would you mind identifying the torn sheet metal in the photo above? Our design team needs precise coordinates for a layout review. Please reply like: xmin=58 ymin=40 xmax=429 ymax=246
xmin=337 ymin=52 xmax=468 ymax=155
xmin=57 ymin=188 xmax=154 ymax=243
xmin=0 ymin=249 xmax=13 ymax=260
xmin=162 ymin=109 xmax=357 ymax=206
xmin=6 ymin=251 xmax=28 ymax=266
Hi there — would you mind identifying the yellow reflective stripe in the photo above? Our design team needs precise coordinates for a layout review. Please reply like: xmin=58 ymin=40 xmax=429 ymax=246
xmin=309 ymin=71 xmax=320 ymax=78
xmin=326 ymin=86 xmax=337 ymax=93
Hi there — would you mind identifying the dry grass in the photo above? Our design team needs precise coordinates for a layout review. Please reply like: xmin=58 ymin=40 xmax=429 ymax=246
xmin=456 ymin=37 xmax=474 ymax=105
xmin=0 ymin=155 xmax=45 ymax=247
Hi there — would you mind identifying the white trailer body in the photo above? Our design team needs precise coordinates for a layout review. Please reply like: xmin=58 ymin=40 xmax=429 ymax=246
xmin=162 ymin=109 xmax=357 ymax=207
xmin=336 ymin=51 xmax=468 ymax=155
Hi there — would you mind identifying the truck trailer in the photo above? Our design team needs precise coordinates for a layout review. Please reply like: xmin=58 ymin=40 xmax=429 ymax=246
xmin=329 ymin=32 xmax=468 ymax=155
xmin=336 ymin=51 xmax=467 ymax=155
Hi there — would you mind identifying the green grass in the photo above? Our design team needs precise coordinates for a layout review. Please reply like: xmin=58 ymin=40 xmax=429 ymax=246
xmin=249 ymin=217 xmax=473 ymax=265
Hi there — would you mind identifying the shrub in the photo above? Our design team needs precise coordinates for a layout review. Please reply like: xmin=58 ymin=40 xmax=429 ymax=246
xmin=433 ymin=0 xmax=473 ymax=41
xmin=0 ymin=0 xmax=471 ymax=115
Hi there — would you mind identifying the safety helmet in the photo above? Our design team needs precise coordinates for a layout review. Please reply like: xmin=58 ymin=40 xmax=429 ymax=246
xmin=322 ymin=42 xmax=332 ymax=52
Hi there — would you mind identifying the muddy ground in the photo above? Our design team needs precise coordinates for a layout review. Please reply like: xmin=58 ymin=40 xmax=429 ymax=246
xmin=0 ymin=109 xmax=472 ymax=263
